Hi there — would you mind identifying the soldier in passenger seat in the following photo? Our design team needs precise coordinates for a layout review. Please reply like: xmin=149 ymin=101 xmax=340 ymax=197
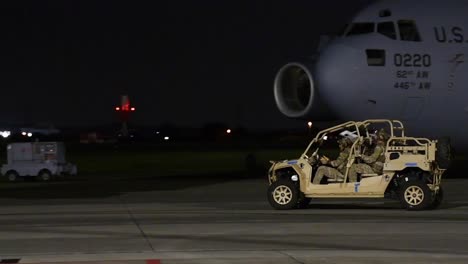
xmin=349 ymin=129 xmax=389 ymax=182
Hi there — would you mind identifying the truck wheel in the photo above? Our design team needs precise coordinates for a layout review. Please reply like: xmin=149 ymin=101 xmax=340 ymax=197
xmin=267 ymin=180 xmax=299 ymax=210
xmin=38 ymin=170 xmax=52 ymax=181
xmin=5 ymin=171 xmax=18 ymax=182
xmin=399 ymin=181 xmax=432 ymax=211
xmin=429 ymin=187 xmax=444 ymax=209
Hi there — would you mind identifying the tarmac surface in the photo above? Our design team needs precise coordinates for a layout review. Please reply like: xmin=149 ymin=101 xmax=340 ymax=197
xmin=0 ymin=177 xmax=467 ymax=263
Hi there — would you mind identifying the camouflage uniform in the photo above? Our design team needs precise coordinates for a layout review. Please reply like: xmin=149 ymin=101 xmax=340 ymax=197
xmin=348 ymin=129 xmax=388 ymax=181
xmin=313 ymin=138 xmax=351 ymax=184
xmin=348 ymin=163 xmax=375 ymax=182
xmin=361 ymin=141 xmax=386 ymax=173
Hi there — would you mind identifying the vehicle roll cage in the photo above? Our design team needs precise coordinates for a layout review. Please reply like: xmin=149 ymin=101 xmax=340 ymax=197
xmin=301 ymin=119 xmax=405 ymax=159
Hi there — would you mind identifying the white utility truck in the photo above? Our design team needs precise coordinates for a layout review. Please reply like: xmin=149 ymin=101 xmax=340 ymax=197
xmin=1 ymin=142 xmax=77 ymax=181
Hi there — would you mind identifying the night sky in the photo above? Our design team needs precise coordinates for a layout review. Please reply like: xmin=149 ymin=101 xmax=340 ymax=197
xmin=0 ymin=0 xmax=374 ymax=130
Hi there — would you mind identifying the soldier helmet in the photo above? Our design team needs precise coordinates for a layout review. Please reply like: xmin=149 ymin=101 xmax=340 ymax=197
xmin=338 ymin=137 xmax=353 ymax=147
xmin=377 ymin=128 xmax=389 ymax=141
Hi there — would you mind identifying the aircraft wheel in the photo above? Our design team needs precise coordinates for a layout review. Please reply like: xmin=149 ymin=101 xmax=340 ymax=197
xmin=297 ymin=196 xmax=311 ymax=209
xmin=267 ymin=180 xmax=299 ymax=210
xmin=399 ymin=181 xmax=432 ymax=211
xmin=429 ymin=186 xmax=444 ymax=209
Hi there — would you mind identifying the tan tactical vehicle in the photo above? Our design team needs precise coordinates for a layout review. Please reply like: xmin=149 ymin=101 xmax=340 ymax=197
xmin=267 ymin=120 xmax=449 ymax=211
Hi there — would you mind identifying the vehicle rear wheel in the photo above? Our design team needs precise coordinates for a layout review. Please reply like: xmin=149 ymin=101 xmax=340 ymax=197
xmin=267 ymin=180 xmax=299 ymax=210
xmin=38 ymin=170 xmax=52 ymax=181
xmin=6 ymin=171 xmax=18 ymax=182
xmin=399 ymin=181 xmax=432 ymax=211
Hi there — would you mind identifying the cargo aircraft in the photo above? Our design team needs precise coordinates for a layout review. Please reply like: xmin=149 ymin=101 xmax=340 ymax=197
xmin=274 ymin=0 xmax=468 ymax=149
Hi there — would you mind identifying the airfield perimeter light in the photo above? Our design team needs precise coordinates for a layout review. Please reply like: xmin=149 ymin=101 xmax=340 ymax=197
xmin=115 ymin=107 xmax=120 ymax=111
xmin=21 ymin=132 xmax=27 ymax=136
xmin=131 ymin=107 xmax=135 ymax=111
xmin=0 ymin=131 xmax=10 ymax=138
xmin=226 ymin=129 xmax=232 ymax=134
xmin=308 ymin=121 xmax=313 ymax=128
xmin=164 ymin=136 xmax=169 ymax=141
xmin=27 ymin=133 xmax=32 ymax=137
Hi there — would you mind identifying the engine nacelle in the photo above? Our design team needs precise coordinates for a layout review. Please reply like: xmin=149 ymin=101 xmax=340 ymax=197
xmin=273 ymin=62 xmax=334 ymax=120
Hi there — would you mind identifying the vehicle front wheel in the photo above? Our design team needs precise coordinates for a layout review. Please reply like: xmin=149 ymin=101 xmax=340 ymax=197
xmin=399 ymin=181 xmax=432 ymax=211
xmin=267 ymin=180 xmax=299 ymax=210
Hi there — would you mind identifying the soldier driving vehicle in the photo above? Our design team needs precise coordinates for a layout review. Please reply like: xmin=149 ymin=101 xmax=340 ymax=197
xmin=313 ymin=137 xmax=352 ymax=185
xmin=267 ymin=120 xmax=447 ymax=211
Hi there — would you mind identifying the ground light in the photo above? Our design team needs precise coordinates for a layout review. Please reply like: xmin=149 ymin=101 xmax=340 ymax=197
xmin=0 ymin=131 xmax=10 ymax=138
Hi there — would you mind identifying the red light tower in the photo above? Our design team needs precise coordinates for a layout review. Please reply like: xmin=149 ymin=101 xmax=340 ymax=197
xmin=115 ymin=95 xmax=135 ymax=137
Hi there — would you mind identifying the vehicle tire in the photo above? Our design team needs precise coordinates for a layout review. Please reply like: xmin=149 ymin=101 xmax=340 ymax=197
xmin=5 ymin=171 xmax=18 ymax=182
xmin=399 ymin=181 xmax=432 ymax=211
xmin=38 ymin=170 xmax=52 ymax=181
xmin=429 ymin=187 xmax=444 ymax=210
xmin=436 ymin=137 xmax=452 ymax=169
xmin=267 ymin=180 xmax=299 ymax=210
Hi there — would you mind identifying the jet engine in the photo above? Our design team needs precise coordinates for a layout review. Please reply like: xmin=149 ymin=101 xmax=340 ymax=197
xmin=273 ymin=62 xmax=333 ymax=120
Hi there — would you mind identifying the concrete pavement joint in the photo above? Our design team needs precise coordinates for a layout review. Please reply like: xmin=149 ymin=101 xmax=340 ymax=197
xmin=119 ymin=195 xmax=155 ymax=252
xmin=280 ymin=251 xmax=306 ymax=264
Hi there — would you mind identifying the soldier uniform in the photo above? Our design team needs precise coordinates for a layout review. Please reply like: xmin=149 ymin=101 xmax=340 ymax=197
xmin=348 ymin=163 xmax=375 ymax=182
xmin=348 ymin=129 xmax=388 ymax=182
xmin=313 ymin=138 xmax=352 ymax=184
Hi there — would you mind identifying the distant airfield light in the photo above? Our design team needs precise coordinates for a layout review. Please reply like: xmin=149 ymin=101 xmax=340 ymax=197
xmin=131 ymin=107 xmax=135 ymax=111
xmin=164 ymin=136 xmax=170 ymax=141
xmin=156 ymin=131 xmax=160 ymax=134
xmin=226 ymin=129 xmax=232 ymax=134
xmin=0 ymin=131 xmax=10 ymax=138
xmin=21 ymin=132 xmax=27 ymax=136
xmin=115 ymin=107 xmax=120 ymax=111
xmin=307 ymin=121 xmax=313 ymax=135
xmin=27 ymin=132 xmax=32 ymax=137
